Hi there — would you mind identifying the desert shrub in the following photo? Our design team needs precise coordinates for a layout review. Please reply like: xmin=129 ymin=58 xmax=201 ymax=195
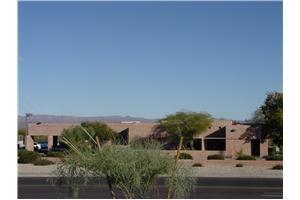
xmin=236 ymin=155 xmax=256 ymax=160
xmin=18 ymin=150 xmax=41 ymax=163
xmin=265 ymin=154 xmax=283 ymax=161
xmin=192 ymin=163 xmax=203 ymax=167
xmin=51 ymin=138 xmax=195 ymax=199
xmin=235 ymin=150 xmax=256 ymax=160
xmin=47 ymin=151 xmax=65 ymax=158
xmin=235 ymin=163 xmax=244 ymax=167
xmin=272 ymin=164 xmax=283 ymax=170
xmin=207 ymin=154 xmax=224 ymax=160
xmin=176 ymin=152 xmax=193 ymax=160
xmin=33 ymin=158 xmax=54 ymax=166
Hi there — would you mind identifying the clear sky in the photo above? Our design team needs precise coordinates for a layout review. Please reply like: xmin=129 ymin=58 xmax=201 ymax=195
xmin=18 ymin=1 xmax=282 ymax=120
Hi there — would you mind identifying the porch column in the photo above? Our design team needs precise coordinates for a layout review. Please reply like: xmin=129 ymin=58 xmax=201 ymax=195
xmin=200 ymin=137 xmax=206 ymax=160
xmin=47 ymin=135 xmax=53 ymax=151
xmin=25 ymin=135 xmax=34 ymax=151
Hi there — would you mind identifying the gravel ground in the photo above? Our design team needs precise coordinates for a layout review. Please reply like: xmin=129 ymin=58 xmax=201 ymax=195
xmin=18 ymin=163 xmax=282 ymax=178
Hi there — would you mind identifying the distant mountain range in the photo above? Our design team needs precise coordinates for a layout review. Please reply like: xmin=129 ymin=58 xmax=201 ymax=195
xmin=18 ymin=114 xmax=158 ymax=129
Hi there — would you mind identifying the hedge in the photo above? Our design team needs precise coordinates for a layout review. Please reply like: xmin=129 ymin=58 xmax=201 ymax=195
xmin=18 ymin=150 xmax=41 ymax=163
xmin=207 ymin=154 xmax=225 ymax=160
xmin=236 ymin=155 xmax=256 ymax=160
xmin=192 ymin=163 xmax=203 ymax=167
xmin=33 ymin=158 xmax=55 ymax=166
xmin=272 ymin=164 xmax=283 ymax=170
xmin=265 ymin=154 xmax=283 ymax=161
xmin=47 ymin=151 xmax=65 ymax=158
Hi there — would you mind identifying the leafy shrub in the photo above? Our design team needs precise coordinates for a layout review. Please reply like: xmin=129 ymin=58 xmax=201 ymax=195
xmin=47 ymin=151 xmax=65 ymax=158
xmin=176 ymin=152 xmax=193 ymax=160
xmin=192 ymin=163 xmax=203 ymax=167
xmin=18 ymin=150 xmax=41 ymax=163
xmin=236 ymin=155 xmax=256 ymax=160
xmin=33 ymin=158 xmax=54 ymax=166
xmin=207 ymin=154 xmax=224 ymax=160
xmin=272 ymin=164 xmax=283 ymax=170
xmin=18 ymin=149 xmax=26 ymax=157
xmin=235 ymin=163 xmax=244 ymax=167
xmin=265 ymin=154 xmax=283 ymax=161
xmin=52 ymin=139 xmax=195 ymax=199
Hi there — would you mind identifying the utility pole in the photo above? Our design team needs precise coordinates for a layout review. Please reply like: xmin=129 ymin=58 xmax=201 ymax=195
xmin=25 ymin=113 xmax=33 ymax=150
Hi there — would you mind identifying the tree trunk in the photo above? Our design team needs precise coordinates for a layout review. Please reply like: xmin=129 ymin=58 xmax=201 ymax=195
xmin=167 ymin=136 xmax=184 ymax=199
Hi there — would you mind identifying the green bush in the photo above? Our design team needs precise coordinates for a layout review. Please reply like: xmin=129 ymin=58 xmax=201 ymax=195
xmin=235 ymin=163 xmax=244 ymax=167
xmin=47 ymin=151 xmax=64 ymax=158
xmin=236 ymin=155 xmax=256 ymax=160
xmin=33 ymin=158 xmax=55 ymax=166
xmin=192 ymin=163 xmax=203 ymax=167
xmin=272 ymin=164 xmax=283 ymax=170
xmin=18 ymin=150 xmax=41 ymax=163
xmin=52 ymin=140 xmax=195 ymax=199
xmin=265 ymin=154 xmax=283 ymax=161
xmin=176 ymin=152 xmax=193 ymax=160
xmin=207 ymin=154 xmax=224 ymax=160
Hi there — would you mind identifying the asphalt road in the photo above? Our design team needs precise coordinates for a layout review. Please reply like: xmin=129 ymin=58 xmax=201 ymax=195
xmin=18 ymin=177 xmax=283 ymax=199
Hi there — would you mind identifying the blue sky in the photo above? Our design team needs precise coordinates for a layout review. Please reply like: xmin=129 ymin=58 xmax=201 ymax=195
xmin=18 ymin=1 xmax=282 ymax=120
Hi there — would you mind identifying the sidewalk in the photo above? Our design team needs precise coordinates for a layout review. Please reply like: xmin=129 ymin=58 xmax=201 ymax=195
xmin=18 ymin=161 xmax=283 ymax=178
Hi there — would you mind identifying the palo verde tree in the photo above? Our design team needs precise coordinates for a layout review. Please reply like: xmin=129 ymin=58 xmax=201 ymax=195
xmin=260 ymin=92 xmax=283 ymax=148
xmin=156 ymin=111 xmax=213 ymax=149
xmin=81 ymin=121 xmax=118 ymax=144
xmin=155 ymin=111 xmax=212 ymax=198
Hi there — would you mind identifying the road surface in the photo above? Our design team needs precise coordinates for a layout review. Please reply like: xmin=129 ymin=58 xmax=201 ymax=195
xmin=18 ymin=177 xmax=283 ymax=199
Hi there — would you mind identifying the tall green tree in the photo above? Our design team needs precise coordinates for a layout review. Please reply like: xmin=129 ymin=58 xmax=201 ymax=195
xmin=156 ymin=111 xmax=213 ymax=149
xmin=18 ymin=128 xmax=26 ymax=136
xmin=260 ymin=92 xmax=283 ymax=148
xmin=60 ymin=121 xmax=117 ymax=149
xmin=251 ymin=107 xmax=266 ymax=124
xmin=81 ymin=121 xmax=117 ymax=143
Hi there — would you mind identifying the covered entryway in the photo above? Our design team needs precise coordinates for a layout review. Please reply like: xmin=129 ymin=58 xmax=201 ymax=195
xmin=251 ymin=139 xmax=260 ymax=156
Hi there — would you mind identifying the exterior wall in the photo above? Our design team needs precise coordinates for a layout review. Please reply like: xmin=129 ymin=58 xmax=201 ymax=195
xmin=107 ymin=123 xmax=157 ymax=142
xmin=225 ymin=139 xmax=251 ymax=158
xmin=28 ymin=123 xmax=79 ymax=136
xmin=26 ymin=120 xmax=269 ymax=158
xmin=260 ymin=142 xmax=268 ymax=158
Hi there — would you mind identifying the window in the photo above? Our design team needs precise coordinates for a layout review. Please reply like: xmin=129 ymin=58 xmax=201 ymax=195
xmin=184 ymin=139 xmax=202 ymax=150
xmin=193 ymin=139 xmax=202 ymax=150
xmin=205 ymin=139 xmax=226 ymax=151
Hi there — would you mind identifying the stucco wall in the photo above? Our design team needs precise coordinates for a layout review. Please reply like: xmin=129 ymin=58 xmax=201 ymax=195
xmin=26 ymin=120 xmax=269 ymax=158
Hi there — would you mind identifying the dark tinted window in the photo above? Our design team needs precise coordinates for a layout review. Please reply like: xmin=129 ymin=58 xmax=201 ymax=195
xmin=205 ymin=139 xmax=225 ymax=151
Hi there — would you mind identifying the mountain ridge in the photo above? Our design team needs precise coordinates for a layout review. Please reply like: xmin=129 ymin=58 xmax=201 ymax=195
xmin=18 ymin=114 xmax=158 ymax=129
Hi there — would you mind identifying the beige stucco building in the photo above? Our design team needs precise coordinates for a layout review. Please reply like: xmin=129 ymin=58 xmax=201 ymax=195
xmin=25 ymin=120 xmax=268 ymax=159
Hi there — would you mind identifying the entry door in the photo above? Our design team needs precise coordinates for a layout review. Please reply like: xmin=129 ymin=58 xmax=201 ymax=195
xmin=251 ymin=139 xmax=260 ymax=156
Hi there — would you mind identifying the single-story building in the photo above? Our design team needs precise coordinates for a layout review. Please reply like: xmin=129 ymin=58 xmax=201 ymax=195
xmin=25 ymin=120 xmax=268 ymax=159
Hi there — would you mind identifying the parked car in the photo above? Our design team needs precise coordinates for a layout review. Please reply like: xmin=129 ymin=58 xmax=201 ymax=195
xmin=33 ymin=142 xmax=41 ymax=150
xmin=34 ymin=141 xmax=48 ymax=153
xmin=18 ymin=143 xmax=25 ymax=149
